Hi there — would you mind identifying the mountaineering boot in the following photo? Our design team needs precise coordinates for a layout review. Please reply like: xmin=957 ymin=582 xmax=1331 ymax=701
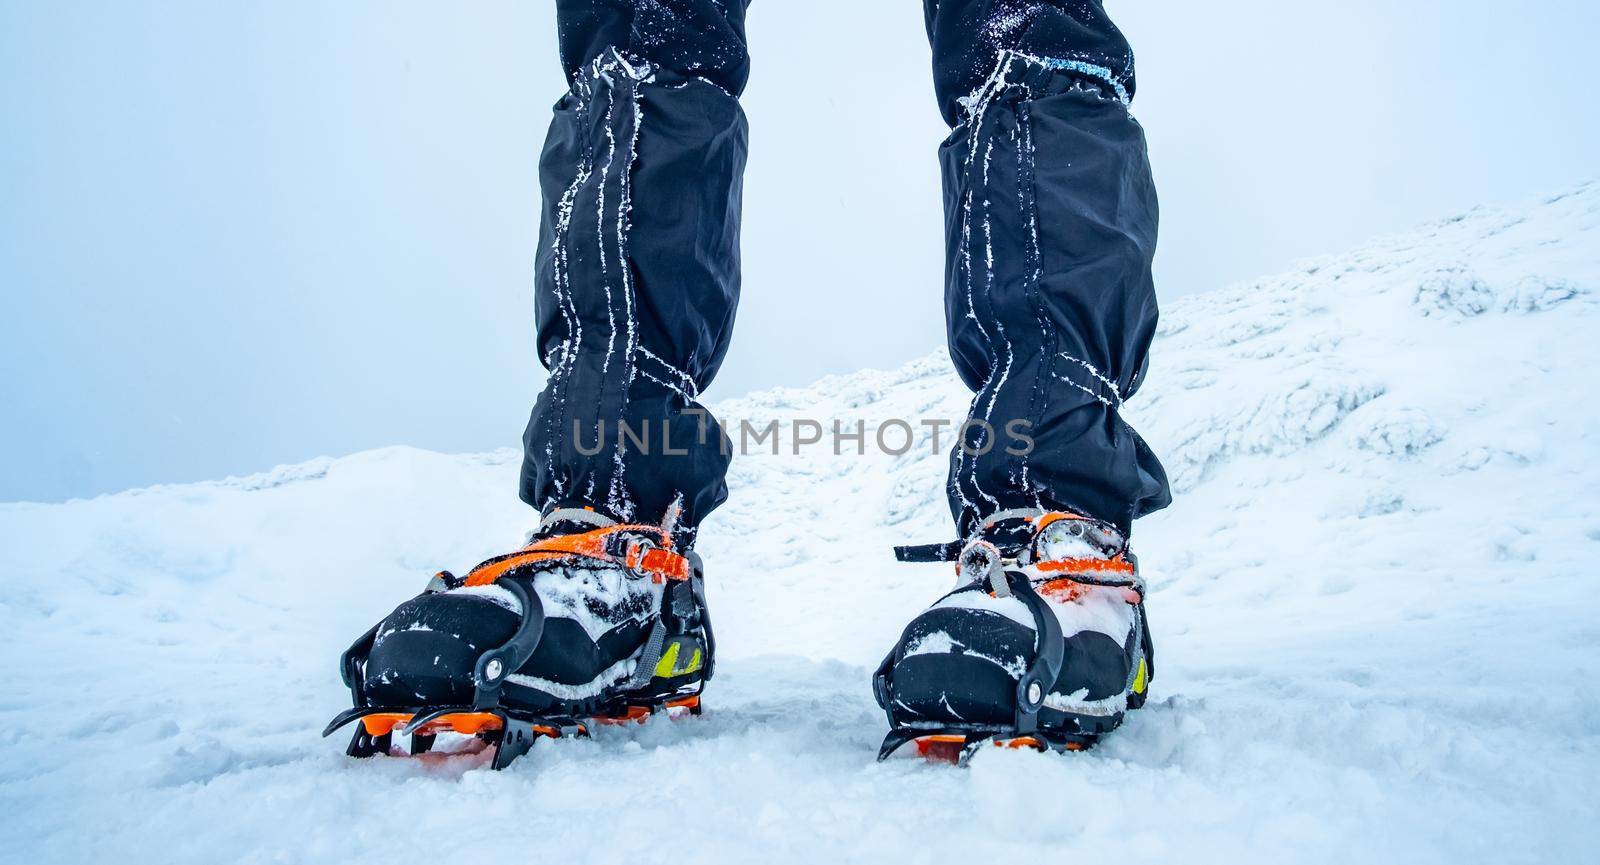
xmin=323 ymin=507 xmax=714 ymax=769
xmin=874 ymin=510 xmax=1152 ymax=764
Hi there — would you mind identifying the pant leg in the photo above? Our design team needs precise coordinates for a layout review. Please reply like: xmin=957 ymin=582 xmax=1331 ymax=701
xmin=926 ymin=0 xmax=1171 ymax=536
xmin=521 ymin=1 xmax=752 ymax=545
xmin=924 ymin=0 xmax=1137 ymax=127
xmin=557 ymin=0 xmax=751 ymax=96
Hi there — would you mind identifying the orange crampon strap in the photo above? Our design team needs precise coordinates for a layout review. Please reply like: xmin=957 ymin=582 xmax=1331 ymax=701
xmin=1028 ymin=518 xmax=1141 ymax=604
xmin=1032 ymin=556 xmax=1136 ymax=578
xmin=1002 ymin=510 xmax=1142 ymax=603
xmin=1026 ymin=510 xmax=1089 ymax=531
xmin=462 ymin=523 xmax=691 ymax=587
xmin=1036 ymin=573 xmax=1143 ymax=605
xmin=1026 ymin=555 xmax=1142 ymax=605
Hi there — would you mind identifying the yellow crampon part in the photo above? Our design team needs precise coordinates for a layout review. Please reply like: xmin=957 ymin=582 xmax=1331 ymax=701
xmin=1132 ymin=658 xmax=1148 ymax=694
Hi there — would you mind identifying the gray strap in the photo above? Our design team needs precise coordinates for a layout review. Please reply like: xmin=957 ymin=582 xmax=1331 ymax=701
xmin=541 ymin=507 xmax=618 ymax=530
xmin=976 ymin=507 xmax=1050 ymax=528
xmin=625 ymin=618 xmax=668 ymax=690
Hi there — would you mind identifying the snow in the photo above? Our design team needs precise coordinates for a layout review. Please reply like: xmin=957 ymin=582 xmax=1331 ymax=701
xmin=4 ymin=183 xmax=1599 ymax=863
xmin=902 ymin=629 xmax=1026 ymax=680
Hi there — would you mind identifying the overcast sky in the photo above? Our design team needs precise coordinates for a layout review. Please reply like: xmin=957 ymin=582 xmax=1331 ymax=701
xmin=4 ymin=1 xmax=1598 ymax=502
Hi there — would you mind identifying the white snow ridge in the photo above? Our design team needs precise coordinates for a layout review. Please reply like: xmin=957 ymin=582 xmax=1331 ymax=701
xmin=4 ymin=184 xmax=1599 ymax=863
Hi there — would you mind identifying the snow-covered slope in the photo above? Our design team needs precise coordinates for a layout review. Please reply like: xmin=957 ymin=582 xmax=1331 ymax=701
xmin=4 ymin=184 xmax=1598 ymax=864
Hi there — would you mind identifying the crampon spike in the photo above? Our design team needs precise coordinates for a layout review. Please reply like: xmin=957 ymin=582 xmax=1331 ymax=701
xmin=595 ymin=694 xmax=704 ymax=726
xmin=665 ymin=694 xmax=703 ymax=715
xmin=596 ymin=705 xmax=655 ymax=726
xmin=878 ymin=726 xmax=1097 ymax=765
xmin=913 ymin=735 xmax=968 ymax=764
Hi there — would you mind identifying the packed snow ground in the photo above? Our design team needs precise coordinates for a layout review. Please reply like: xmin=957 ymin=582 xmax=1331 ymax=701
xmin=4 ymin=184 xmax=1599 ymax=863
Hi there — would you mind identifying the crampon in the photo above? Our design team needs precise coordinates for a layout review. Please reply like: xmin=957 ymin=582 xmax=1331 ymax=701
xmin=320 ymin=693 xmax=705 ymax=770
xmin=323 ymin=508 xmax=714 ymax=770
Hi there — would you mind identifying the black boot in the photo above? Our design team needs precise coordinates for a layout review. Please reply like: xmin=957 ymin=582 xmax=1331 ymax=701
xmin=324 ymin=508 xmax=713 ymax=769
xmin=875 ymin=510 xmax=1151 ymax=763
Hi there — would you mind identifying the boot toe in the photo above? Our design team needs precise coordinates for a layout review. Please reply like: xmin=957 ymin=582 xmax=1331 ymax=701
xmin=884 ymin=600 xmax=1138 ymax=729
xmin=885 ymin=606 xmax=1034 ymax=726
xmin=361 ymin=592 xmax=519 ymax=706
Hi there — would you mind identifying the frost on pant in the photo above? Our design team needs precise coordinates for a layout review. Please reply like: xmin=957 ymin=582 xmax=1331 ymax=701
xmin=522 ymin=0 xmax=1170 ymax=542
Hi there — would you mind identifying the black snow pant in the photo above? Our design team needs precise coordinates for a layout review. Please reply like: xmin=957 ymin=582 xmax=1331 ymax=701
xmin=521 ymin=0 xmax=1171 ymax=545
